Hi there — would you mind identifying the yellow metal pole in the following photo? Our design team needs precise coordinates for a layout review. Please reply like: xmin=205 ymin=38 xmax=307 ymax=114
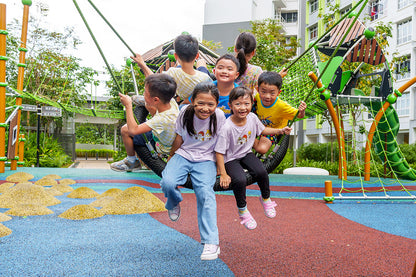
xmin=11 ymin=0 xmax=31 ymax=170
xmin=0 ymin=4 xmax=7 ymax=173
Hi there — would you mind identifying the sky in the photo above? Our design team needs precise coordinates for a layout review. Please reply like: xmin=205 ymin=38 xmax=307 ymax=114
xmin=1 ymin=0 xmax=206 ymax=95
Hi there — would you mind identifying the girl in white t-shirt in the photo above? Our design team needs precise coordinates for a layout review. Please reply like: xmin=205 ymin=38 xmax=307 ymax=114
xmin=215 ymin=86 xmax=291 ymax=230
xmin=160 ymin=82 xmax=226 ymax=261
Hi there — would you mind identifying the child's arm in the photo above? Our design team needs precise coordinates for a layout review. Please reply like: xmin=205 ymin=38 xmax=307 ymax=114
xmin=119 ymin=93 xmax=152 ymax=135
xmin=131 ymin=53 xmax=153 ymax=77
xmin=167 ymin=134 xmax=183 ymax=162
xmin=261 ymin=126 xmax=292 ymax=136
xmin=297 ymin=101 xmax=307 ymax=119
xmin=216 ymin=152 xmax=231 ymax=189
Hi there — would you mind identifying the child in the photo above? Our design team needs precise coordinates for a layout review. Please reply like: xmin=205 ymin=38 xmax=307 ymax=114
xmin=234 ymin=32 xmax=263 ymax=94
xmin=110 ymin=74 xmax=179 ymax=171
xmin=212 ymin=53 xmax=240 ymax=118
xmin=132 ymin=34 xmax=211 ymax=105
xmin=253 ymin=71 xmax=307 ymax=154
xmin=160 ymin=82 xmax=226 ymax=261
xmin=215 ymin=86 xmax=292 ymax=230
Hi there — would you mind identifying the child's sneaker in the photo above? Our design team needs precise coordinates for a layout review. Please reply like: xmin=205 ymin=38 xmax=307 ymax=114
xmin=259 ymin=197 xmax=277 ymax=218
xmin=110 ymin=158 xmax=141 ymax=172
xmin=168 ymin=204 xmax=180 ymax=221
xmin=239 ymin=211 xmax=257 ymax=230
xmin=200 ymin=244 xmax=220 ymax=260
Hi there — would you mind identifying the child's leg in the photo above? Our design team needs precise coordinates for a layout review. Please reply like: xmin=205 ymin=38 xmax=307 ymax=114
xmin=189 ymin=160 xmax=218 ymax=245
xmin=225 ymin=159 xmax=248 ymax=209
xmin=160 ymin=154 xmax=190 ymax=210
xmin=240 ymin=152 xmax=270 ymax=199
xmin=253 ymin=136 xmax=272 ymax=155
xmin=121 ymin=124 xmax=136 ymax=157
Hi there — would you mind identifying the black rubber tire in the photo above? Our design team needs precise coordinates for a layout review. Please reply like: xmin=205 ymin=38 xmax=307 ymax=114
xmin=133 ymin=105 xmax=289 ymax=191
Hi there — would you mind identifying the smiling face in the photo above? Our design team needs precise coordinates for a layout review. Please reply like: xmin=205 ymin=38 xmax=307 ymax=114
xmin=192 ymin=92 xmax=218 ymax=120
xmin=258 ymin=83 xmax=280 ymax=107
xmin=229 ymin=94 xmax=252 ymax=121
xmin=213 ymin=58 xmax=239 ymax=84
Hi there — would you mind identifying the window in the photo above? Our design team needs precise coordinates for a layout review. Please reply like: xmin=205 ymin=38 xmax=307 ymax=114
xmin=282 ymin=12 xmax=298 ymax=23
xmin=310 ymin=0 xmax=318 ymax=14
xmin=341 ymin=5 xmax=352 ymax=17
xmin=310 ymin=25 xmax=318 ymax=40
xmin=369 ymin=0 xmax=384 ymax=21
xmin=398 ymin=0 xmax=411 ymax=9
xmin=395 ymin=57 xmax=411 ymax=80
xmin=396 ymin=92 xmax=410 ymax=116
xmin=397 ymin=20 xmax=412 ymax=44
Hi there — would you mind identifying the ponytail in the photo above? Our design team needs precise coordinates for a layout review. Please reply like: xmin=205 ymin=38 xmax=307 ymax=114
xmin=234 ymin=32 xmax=257 ymax=79
xmin=183 ymin=104 xmax=196 ymax=136
xmin=236 ymin=48 xmax=247 ymax=78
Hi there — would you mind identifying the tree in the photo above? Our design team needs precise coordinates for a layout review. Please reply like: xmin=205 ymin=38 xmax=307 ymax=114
xmin=247 ymin=19 xmax=299 ymax=71
xmin=5 ymin=5 xmax=98 ymax=136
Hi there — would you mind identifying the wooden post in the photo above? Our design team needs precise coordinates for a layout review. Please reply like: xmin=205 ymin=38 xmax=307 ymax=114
xmin=17 ymin=134 xmax=25 ymax=167
xmin=0 ymin=4 xmax=7 ymax=173
xmin=11 ymin=0 xmax=31 ymax=170
xmin=324 ymin=180 xmax=334 ymax=203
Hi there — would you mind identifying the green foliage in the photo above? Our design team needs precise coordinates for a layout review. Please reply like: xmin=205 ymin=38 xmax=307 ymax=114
xmin=399 ymin=144 xmax=416 ymax=164
xmin=23 ymin=132 xmax=71 ymax=167
xmin=238 ymin=19 xmax=299 ymax=71
xmin=272 ymin=148 xmax=293 ymax=174
xmin=76 ymin=149 xmax=117 ymax=158
xmin=75 ymin=123 xmax=115 ymax=144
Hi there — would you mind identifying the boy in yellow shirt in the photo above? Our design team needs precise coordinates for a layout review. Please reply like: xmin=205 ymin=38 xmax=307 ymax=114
xmin=253 ymin=71 xmax=307 ymax=154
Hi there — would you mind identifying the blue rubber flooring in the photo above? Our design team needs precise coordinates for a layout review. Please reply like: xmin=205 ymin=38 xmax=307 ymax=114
xmin=1 ymin=167 xmax=416 ymax=276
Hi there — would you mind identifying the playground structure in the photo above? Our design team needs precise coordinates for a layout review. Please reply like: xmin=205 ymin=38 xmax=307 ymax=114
xmin=1 ymin=0 xmax=416 ymax=200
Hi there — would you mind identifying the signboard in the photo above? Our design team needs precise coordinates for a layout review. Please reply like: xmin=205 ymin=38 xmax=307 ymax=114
xmin=21 ymin=104 xmax=37 ymax=112
xmin=40 ymin=106 xmax=62 ymax=117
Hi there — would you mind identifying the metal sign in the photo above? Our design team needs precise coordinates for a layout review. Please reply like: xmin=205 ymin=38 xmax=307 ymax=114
xmin=21 ymin=104 xmax=37 ymax=112
xmin=40 ymin=106 xmax=62 ymax=117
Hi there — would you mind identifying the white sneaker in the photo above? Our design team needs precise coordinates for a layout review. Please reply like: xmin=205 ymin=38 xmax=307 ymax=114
xmin=110 ymin=158 xmax=141 ymax=172
xmin=200 ymin=244 xmax=220 ymax=261
xmin=168 ymin=204 xmax=180 ymax=221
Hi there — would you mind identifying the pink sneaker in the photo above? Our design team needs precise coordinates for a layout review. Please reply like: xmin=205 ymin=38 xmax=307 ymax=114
xmin=260 ymin=197 xmax=277 ymax=218
xmin=239 ymin=211 xmax=257 ymax=230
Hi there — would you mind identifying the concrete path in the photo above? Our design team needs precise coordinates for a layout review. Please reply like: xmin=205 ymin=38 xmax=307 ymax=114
xmin=71 ymin=159 xmax=112 ymax=169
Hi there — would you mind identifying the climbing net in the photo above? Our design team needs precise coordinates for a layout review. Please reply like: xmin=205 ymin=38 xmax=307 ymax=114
xmin=330 ymin=95 xmax=416 ymax=200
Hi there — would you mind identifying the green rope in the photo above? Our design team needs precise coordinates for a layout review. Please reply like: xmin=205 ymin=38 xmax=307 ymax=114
xmin=87 ymin=0 xmax=135 ymax=56
xmin=72 ymin=0 xmax=124 ymax=94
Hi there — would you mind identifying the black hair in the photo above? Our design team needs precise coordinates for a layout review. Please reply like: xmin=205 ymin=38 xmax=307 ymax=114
xmin=229 ymin=86 xmax=253 ymax=106
xmin=173 ymin=34 xmax=199 ymax=63
xmin=234 ymin=32 xmax=257 ymax=78
xmin=182 ymin=82 xmax=219 ymax=137
xmin=257 ymin=71 xmax=283 ymax=90
xmin=215 ymin=53 xmax=240 ymax=71
xmin=144 ymin=73 xmax=177 ymax=103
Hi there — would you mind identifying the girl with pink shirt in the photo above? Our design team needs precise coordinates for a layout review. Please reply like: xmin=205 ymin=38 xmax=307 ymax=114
xmin=215 ymin=86 xmax=291 ymax=230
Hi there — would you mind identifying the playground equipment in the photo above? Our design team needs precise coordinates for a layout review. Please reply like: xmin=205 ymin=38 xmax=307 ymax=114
xmin=0 ymin=0 xmax=31 ymax=173
xmin=2 ymin=0 xmax=416 ymax=199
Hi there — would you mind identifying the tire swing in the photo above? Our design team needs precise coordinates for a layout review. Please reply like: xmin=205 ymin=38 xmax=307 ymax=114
xmin=133 ymin=104 xmax=290 ymax=191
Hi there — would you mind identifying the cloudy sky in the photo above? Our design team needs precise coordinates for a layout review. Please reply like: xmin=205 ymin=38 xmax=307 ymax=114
xmin=1 ymin=0 xmax=206 ymax=94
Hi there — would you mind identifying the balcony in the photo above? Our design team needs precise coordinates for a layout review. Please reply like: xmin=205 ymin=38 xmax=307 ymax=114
xmin=273 ymin=0 xmax=287 ymax=9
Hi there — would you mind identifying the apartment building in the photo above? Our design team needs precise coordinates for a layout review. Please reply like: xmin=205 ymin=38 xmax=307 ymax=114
xmin=203 ymin=0 xmax=302 ymax=55
xmin=304 ymin=0 xmax=416 ymax=145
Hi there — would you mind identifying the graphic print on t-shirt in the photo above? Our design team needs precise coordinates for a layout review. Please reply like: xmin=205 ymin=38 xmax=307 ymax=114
xmin=237 ymin=131 xmax=252 ymax=145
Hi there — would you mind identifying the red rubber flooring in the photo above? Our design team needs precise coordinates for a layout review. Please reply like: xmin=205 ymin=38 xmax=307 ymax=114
xmin=152 ymin=194 xmax=416 ymax=276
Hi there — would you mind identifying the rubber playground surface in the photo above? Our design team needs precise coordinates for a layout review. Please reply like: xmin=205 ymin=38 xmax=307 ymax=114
xmin=1 ymin=167 xmax=416 ymax=276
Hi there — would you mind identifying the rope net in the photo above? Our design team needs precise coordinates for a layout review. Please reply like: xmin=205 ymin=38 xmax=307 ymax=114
xmin=333 ymin=95 xmax=416 ymax=200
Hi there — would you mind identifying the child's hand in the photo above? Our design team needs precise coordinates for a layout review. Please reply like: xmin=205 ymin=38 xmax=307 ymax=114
xmin=279 ymin=68 xmax=288 ymax=78
xmin=131 ymin=53 xmax=145 ymax=66
xmin=298 ymin=101 xmax=307 ymax=118
xmin=219 ymin=174 xmax=231 ymax=189
xmin=119 ymin=93 xmax=132 ymax=108
xmin=281 ymin=126 xmax=292 ymax=135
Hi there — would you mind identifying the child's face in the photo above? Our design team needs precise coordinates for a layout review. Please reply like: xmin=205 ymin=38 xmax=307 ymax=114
xmin=213 ymin=59 xmax=239 ymax=84
xmin=229 ymin=95 xmax=252 ymax=120
xmin=192 ymin=92 xmax=217 ymax=120
xmin=257 ymin=83 xmax=280 ymax=107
